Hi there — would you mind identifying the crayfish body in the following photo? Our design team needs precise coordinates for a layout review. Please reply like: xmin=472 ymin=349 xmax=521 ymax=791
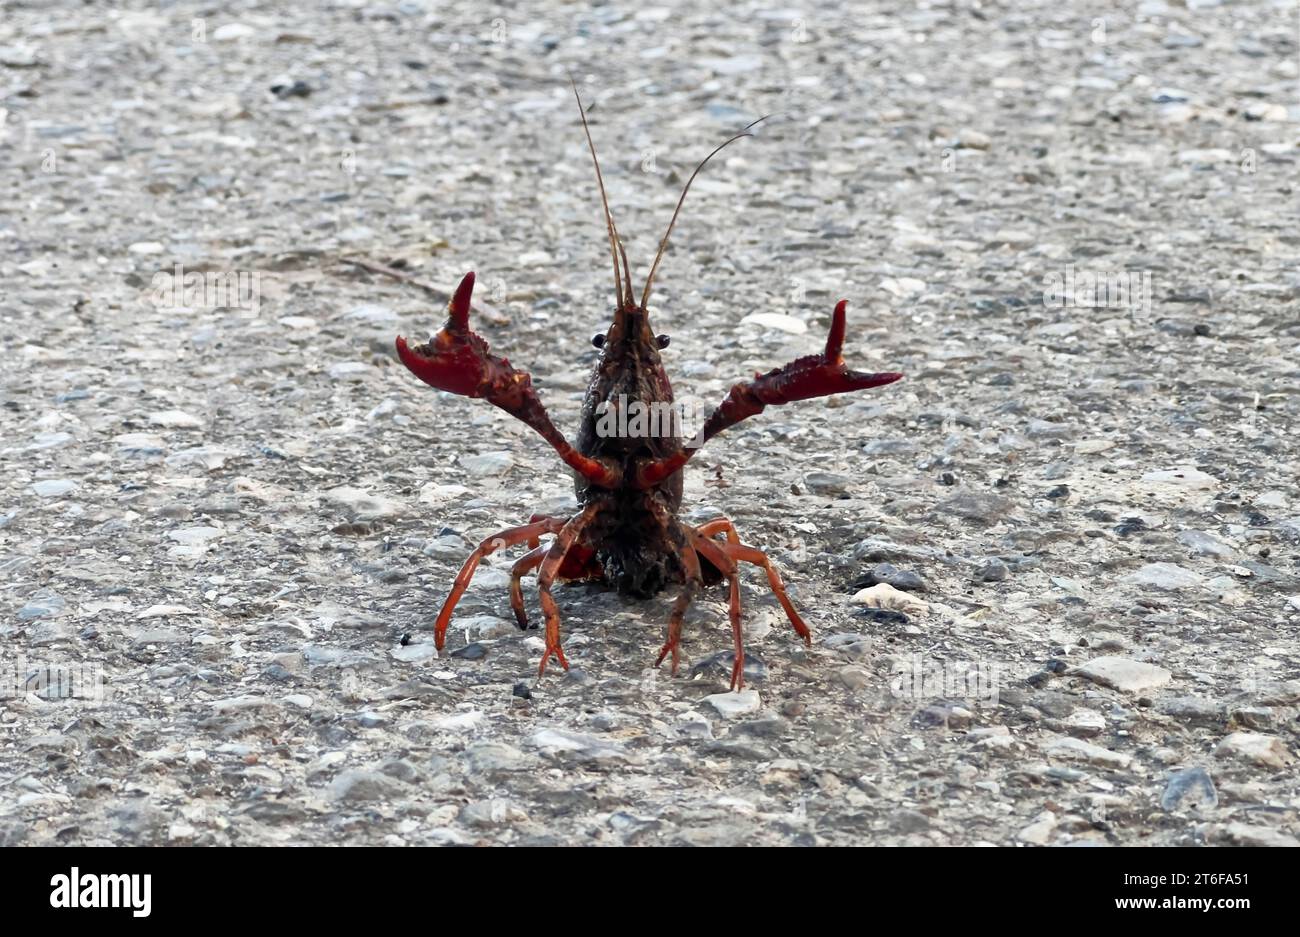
xmin=392 ymin=93 xmax=901 ymax=689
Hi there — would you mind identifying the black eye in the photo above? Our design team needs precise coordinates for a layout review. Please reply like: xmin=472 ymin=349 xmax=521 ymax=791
xmin=656 ymin=334 xmax=670 ymax=349
xmin=591 ymin=333 xmax=605 ymax=348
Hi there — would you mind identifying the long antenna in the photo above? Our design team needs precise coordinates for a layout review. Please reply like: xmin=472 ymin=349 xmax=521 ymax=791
xmin=570 ymin=77 xmax=626 ymax=310
xmin=640 ymin=116 xmax=770 ymax=311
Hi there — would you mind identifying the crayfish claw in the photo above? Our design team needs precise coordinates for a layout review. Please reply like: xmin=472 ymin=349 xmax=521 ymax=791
xmin=395 ymin=273 xmax=623 ymax=488
xmin=394 ymin=330 xmax=490 ymax=397
xmin=393 ymin=272 xmax=510 ymax=398
xmin=749 ymin=300 xmax=903 ymax=404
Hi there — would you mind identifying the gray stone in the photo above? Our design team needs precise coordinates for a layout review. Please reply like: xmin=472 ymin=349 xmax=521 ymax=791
xmin=1176 ymin=530 xmax=1236 ymax=558
xmin=1274 ymin=517 xmax=1300 ymax=542
xmin=1026 ymin=419 xmax=1074 ymax=439
xmin=327 ymin=769 xmax=408 ymax=803
xmin=31 ymin=479 xmax=77 ymax=498
xmin=1121 ymin=563 xmax=1205 ymax=590
xmin=1044 ymin=736 xmax=1132 ymax=769
xmin=459 ymin=799 xmax=527 ymax=828
xmin=1062 ymin=709 xmax=1105 ymax=738
xmin=528 ymin=728 xmax=626 ymax=763
xmin=702 ymin=689 xmax=762 ymax=718
xmin=323 ymin=486 xmax=403 ymax=521
xmin=391 ymin=642 xmax=438 ymax=663
xmin=459 ymin=451 xmax=513 ymax=476
xmin=1157 ymin=697 xmax=1223 ymax=726
xmin=804 ymin=472 xmax=852 ymax=496
xmin=837 ymin=666 xmax=871 ymax=691
xmin=856 ymin=562 xmax=927 ymax=593
xmin=1228 ymin=706 xmax=1273 ymax=730
xmin=450 ymin=642 xmax=487 ymax=660
xmin=463 ymin=741 xmax=535 ymax=778
xmin=1214 ymin=732 xmax=1292 ymax=769
xmin=1212 ymin=823 xmax=1300 ymax=848
xmin=933 ymin=491 xmax=1015 ymax=524
xmin=1016 ymin=810 xmax=1057 ymax=845
xmin=17 ymin=591 xmax=66 ymax=621
xmin=1072 ymin=657 xmax=1172 ymax=694
xmin=1160 ymin=767 xmax=1217 ymax=812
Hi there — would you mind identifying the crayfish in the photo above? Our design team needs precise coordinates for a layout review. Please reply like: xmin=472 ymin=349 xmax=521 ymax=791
xmin=392 ymin=89 xmax=902 ymax=689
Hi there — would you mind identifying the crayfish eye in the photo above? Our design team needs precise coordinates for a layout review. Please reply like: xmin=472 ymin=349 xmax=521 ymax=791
xmin=656 ymin=334 xmax=670 ymax=349
xmin=591 ymin=333 xmax=606 ymax=348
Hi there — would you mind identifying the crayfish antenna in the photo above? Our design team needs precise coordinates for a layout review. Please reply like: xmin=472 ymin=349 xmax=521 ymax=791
xmin=571 ymin=76 xmax=628 ymax=312
xmin=639 ymin=115 xmax=770 ymax=311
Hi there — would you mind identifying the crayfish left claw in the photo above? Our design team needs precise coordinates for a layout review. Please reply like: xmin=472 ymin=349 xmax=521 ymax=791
xmin=749 ymin=300 xmax=902 ymax=405
xmin=633 ymin=298 xmax=901 ymax=489
xmin=699 ymin=299 xmax=902 ymax=441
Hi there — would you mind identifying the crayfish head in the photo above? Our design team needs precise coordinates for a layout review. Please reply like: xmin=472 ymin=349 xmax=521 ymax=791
xmin=581 ymin=300 xmax=680 ymax=458
xmin=599 ymin=298 xmax=660 ymax=355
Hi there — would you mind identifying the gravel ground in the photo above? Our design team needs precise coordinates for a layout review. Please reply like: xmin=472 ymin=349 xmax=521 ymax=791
xmin=2 ymin=0 xmax=1299 ymax=847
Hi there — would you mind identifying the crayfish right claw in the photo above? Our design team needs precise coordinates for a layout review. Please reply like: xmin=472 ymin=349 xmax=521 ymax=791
xmin=395 ymin=271 xmax=624 ymax=489
xmin=395 ymin=271 xmax=502 ymax=397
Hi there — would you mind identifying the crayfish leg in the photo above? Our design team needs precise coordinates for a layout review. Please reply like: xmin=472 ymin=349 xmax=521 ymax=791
xmin=687 ymin=528 xmax=747 ymax=690
xmin=721 ymin=543 xmax=811 ymax=646
xmin=726 ymin=576 xmax=744 ymax=690
xmin=434 ymin=517 xmax=567 ymax=649
xmin=687 ymin=519 xmax=815 ymax=689
xmin=534 ymin=505 xmax=600 ymax=679
xmin=694 ymin=519 xmax=811 ymax=646
xmin=511 ymin=542 xmax=604 ymax=630
xmin=509 ymin=545 xmax=550 ymax=630
xmin=694 ymin=516 xmax=740 ymax=545
xmin=655 ymin=542 xmax=703 ymax=677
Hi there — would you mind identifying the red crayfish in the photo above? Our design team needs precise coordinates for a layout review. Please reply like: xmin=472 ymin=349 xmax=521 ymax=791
xmin=392 ymin=89 xmax=902 ymax=689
